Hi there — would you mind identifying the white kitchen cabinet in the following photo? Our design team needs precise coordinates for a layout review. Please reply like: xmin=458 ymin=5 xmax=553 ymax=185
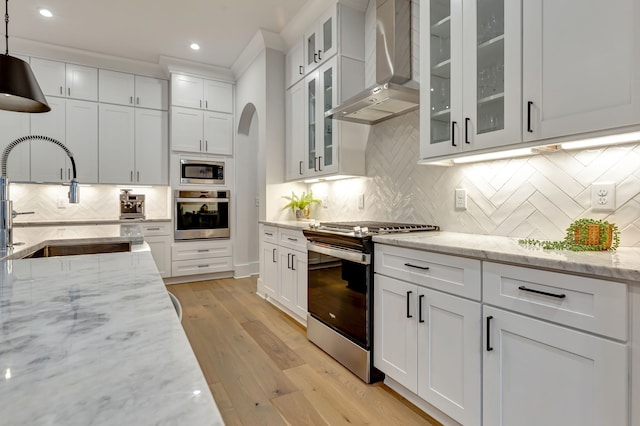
xmin=171 ymin=239 xmax=233 ymax=277
xmin=98 ymin=104 xmax=167 ymax=185
xmin=30 ymin=98 xmax=98 ymax=184
xmin=171 ymin=74 xmax=233 ymax=113
xmin=374 ymin=246 xmax=482 ymax=426
xmin=285 ymin=80 xmax=306 ymax=180
xmin=420 ymin=0 xmax=522 ymax=160
xmin=279 ymin=246 xmax=308 ymax=320
xmin=30 ymin=58 xmax=98 ymax=101
xmin=522 ymin=0 xmax=640 ymax=142
xmin=99 ymin=70 xmax=168 ymax=110
xmin=171 ymin=106 xmax=233 ymax=155
xmin=483 ymin=305 xmax=627 ymax=426
xmin=285 ymin=39 xmax=305 ymax=89
xmin=304 ymin=4 xmax=338 ymax=74
xmin=259 ymin=225 xmax=279 ymax=299
xmin=0 ymin=110 xmax=30 ymax=182
xmin=140 ymin=222 xmax=172 ymax=278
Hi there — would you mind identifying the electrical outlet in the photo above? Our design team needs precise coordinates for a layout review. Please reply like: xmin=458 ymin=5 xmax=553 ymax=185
xmin=358 ymin=194 xmax=365 ymax=209
xmin=57 ymin=197 xmax=66 ymax=209
xmin=591 ymin=182 xmax=616 ymax=212
xmin=455 ymin=188 xmax=467 ymax=210
xmin=322 ymin=196 xmax=329 ymax=208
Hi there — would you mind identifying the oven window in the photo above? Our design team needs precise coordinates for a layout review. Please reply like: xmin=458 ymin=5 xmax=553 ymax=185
xmin=176 ymin=201 xmax=229 ymax=231
xmin=307 ymin=252 xmax=369 ymax=348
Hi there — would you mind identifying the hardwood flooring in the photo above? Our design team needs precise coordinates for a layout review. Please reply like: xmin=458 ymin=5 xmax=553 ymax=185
xmin=169 ymin=277 xmax=441 ymax=426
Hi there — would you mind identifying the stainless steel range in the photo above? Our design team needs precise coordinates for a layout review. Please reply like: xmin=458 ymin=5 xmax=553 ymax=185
xmin=303 ymin=221 xmax=439 ymax=383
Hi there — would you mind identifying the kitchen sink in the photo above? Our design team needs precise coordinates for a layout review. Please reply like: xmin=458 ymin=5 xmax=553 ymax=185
xmin=21 ymin=241 xmax=132 ymax=259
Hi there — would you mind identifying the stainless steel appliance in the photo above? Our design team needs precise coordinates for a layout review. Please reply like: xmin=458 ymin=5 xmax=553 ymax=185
xmin=303 ymin=221 xmax=440 ymax=383
xmin=180 ymin=159 xmax=225 ymax=185
xmin=119 ymin=189 xmax=145 ymax=220
xmin=174 ymin=190 xmax=230 ymax=240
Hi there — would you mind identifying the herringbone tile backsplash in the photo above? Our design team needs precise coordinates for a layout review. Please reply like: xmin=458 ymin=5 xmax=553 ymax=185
xmin=309 ymin=111 xmax=640 ymax=247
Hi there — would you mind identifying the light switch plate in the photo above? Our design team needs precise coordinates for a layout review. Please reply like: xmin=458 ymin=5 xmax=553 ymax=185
xmin=358 ymin=194 xmax=365 ymax=209
xmin=591 ymin=182 xmax=615 ymax=212
xmin=322 ymin=196 xmax=329 ymax=208
xmin=455 ymin=188 xmax=467 ymax=210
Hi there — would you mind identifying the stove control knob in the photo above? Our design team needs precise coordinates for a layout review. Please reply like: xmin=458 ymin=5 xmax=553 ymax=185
xmin=353 ymin=226 xmax=362 ymax=236
xmin=361 ymin=227 xmax=369 ymax=234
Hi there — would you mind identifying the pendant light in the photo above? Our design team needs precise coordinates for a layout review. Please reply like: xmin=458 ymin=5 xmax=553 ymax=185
xmin=0 ymin=0 xmax=50 ymax=113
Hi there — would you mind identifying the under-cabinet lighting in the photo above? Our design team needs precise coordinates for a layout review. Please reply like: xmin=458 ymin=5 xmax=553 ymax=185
xmin=303 ymin=175 xmax=357 ymax=183
xmin=560 ymin=131 xmax=640 ymax=150
xmin=303 ymin=178 xmax=321 ymax=183
xmin=451 ymin=147 xmax=535 ymax=164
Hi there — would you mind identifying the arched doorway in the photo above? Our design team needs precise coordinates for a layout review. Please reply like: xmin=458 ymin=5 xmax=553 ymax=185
xmin=235 ymin=103 xmax=259 ymax=277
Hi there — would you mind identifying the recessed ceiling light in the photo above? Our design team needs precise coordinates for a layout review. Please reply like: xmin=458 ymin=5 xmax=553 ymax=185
xmin=190 ymin=43 xmax=200 ymax=50
xmin=39 ymin=9 xmax=53 ymax=18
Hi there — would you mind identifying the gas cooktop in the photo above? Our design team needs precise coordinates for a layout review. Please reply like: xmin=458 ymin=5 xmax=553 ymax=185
xmin=310 ymin=221 xmax=440 ymax=235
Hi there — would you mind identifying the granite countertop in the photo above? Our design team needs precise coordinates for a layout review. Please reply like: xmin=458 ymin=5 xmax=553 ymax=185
xmin=373 ymin=231 xmax=640 ymax=283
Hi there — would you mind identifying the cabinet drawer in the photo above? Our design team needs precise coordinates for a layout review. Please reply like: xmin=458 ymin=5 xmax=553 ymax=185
xmin=278 ymin=228 xmax=307 ymax=252
xmin=171 ymin=256 xmax=233 ymax=277
xmin=483 ymin=262 xmax=628 ymax=340
xmin=374 ymin=244 xmax=481 ymax=301
xmin=171 ymin=240 xmax=232 ymax=261
xmin=262 ymin=225 xmax=278 ymax=244
xmin=140 ymin=222 xmax=171 ymax=236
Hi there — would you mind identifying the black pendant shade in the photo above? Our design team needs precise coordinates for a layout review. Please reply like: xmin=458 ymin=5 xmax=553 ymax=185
xmin=0 ymin=54 xmax=50 ymax=113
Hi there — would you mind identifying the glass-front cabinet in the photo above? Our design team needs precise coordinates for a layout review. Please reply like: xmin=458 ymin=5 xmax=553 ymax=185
xmin=421 ymin=0 xmax=522 ymax=160
xmin=305 ymin=57 xmax=337 ymax=176
xmin=305 ymin=6 xmax=337 ymax=74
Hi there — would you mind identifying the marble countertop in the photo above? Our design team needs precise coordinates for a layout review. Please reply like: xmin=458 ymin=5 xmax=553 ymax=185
xmin=260 ymin=219 xmax=315 ymax=231
xmin=14 ymin=218 xmax=171 ymax=227
xmin=0 ymin=225 xmax=223 ymax=424
xmin=373 ymin=231 xmax=640 ymax=283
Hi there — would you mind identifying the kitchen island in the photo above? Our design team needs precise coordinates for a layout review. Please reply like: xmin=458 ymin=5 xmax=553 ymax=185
xmin=0 ymin=225 xmax=223 ymax=425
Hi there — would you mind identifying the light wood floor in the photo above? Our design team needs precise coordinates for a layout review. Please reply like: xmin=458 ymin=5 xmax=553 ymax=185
xmin=169 ymin=277 xmax=441 ymax=426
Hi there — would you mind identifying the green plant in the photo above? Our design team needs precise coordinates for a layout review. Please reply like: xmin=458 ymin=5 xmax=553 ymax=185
xmin=518 ymin=218 xmax=620 ymax=251
xmin=281 ymin=191 xmax=321 ymax=212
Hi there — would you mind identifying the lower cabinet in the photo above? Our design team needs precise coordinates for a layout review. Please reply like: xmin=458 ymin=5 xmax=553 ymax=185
xmin=258 ymin=224 xmax=308 ymax=323
xmin=171 ymin=239 xmax=233 ymax=277
xmin=374 ymin=274 xmax=482 ymax=426
xmin=140 ymin=222 xmax=172 ymax=278
xmin=483 ymin=305 xmax=628 ymax=426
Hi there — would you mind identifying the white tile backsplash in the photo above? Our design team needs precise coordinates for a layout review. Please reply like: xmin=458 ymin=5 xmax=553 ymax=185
xmin=10 ymin=184 xmax=171 ymax=222
xmin=308 ymin=111 xmax=640 ymax=247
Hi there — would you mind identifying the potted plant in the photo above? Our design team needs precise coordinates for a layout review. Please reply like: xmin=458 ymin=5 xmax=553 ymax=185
xmin=282 ymin=191 xmax=321 ymax=220
xmin=519 ymin=218 xmax=620 ymax=251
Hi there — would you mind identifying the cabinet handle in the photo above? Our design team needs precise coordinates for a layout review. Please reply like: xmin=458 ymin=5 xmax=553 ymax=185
xmin=318 ymin=156 xmax=323 ymax=171
xmin=418 ymin=294 xmax=425 ymax=323
xmin=406 ymin=291 xmax=413 ymax=318
xmin=291 ymin=254 xmax=296 ymax=271
xmin=130 ymin=96 xmax=133 ymax=104
xmin=60 ymin=86 xmax=63 ymax=95
xmin=313 ymin=53 xmax=318 ymax=63
xmin=314 ymin=157 xmax=318 ymax=172
xmin=287 ymin=237 xmax=298 ymax=242
xmin=317 ymin=49 xmax=322 ymax=61
xmin=287 ymin=253 xmax=292 ymax=269
xmin=299 ymin=65 xmax=304 ymax=75
xmin=130 ymin=171 xmax=133 ymax=182
xmin=527 ymin=101 xmax=534 ymax=133
xmin=197 ymin=249 xmax=209 ymax=253
xmin=68 ymin=88 xmax=71 ymax=96
xmin=486 ymin=316 xmax=494 ymax=351
xmin=465 ymin=118 xmax=471 ymax=144
xmin=265 ymin=232 xmax=273 ymax=236
xmin=200 ymin=140 xmax=203 ymax=151
xmin=205 ymin=140 xmax=208 ymax=151
xmin=146 ymin=227 xmax=161 ymax=231
xmin=60 ymin=168 xmax=63 ymax=180
xmin=200 ymin=100 xmax=202 ymax=108
xmin=272 ymin=247 xmax=277 ymax=263
xmin=404 ymin=262 xmax=430 ymax=271
xmin=299 ymin=160 xmax=303 ymax=175
xmin=451 ymin=121 xmax=457 ymax=146
xmin=137 ymin=171 xmax=140 ymax=182
xmin=67 ymin=168 xmax=71 ymax=180
xmin=518 ymin=285 xmax=566 ymax=299
xmin=136 ymin=97 xmax=140 ymax=105
xmin=197 ymin=264 xmax=208 ymax=268
xmin=205 ymin=100 xmax=208 ymax=109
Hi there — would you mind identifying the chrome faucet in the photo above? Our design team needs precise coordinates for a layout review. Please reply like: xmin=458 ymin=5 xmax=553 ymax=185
xmin=0 ymin=135 xmax=79 ymax=249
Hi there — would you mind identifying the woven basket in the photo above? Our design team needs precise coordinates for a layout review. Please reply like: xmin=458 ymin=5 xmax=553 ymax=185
xmin=574 ymin=224 xmax=612 ymax=249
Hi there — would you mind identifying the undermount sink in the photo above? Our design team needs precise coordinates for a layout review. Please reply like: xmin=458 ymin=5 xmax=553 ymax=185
xmin=21 ymin=241 xmax=132 ymax=259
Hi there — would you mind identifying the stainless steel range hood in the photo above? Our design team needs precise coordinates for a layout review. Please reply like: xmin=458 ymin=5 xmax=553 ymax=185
xmin=325 ymin=0 xmax=419 ymax=125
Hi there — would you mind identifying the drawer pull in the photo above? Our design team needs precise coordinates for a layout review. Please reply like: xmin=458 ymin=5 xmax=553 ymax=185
xmin=146 ymin=227 xmax=161 ymax=231
xmin=272 ymin=248 xmax=277 ymax=263
xmin=197 ymin=249 xmax=210 ymax=253
xmin=265 ymin=232 xmax=273 ymax=236
xmin=404 ymin=263 xmax=430 ymax=271
xmin=486 ymin=316 xmax=494 ymax=351
xmin=518 ymin=285 xmax=566 ymax=299
xmin=287 ymin=237 xmax=298 ymax=242
xmin=406 ymin=291 xmax=413 ymax=318
xmin=197 ymin=265 xmax=209 ymax=268
xmin=418 ymin=294 xmax=425 ymax=323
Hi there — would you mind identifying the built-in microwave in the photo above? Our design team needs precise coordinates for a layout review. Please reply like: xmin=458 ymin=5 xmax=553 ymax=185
xmin=180 ymin=159 xmax=225 ymax=185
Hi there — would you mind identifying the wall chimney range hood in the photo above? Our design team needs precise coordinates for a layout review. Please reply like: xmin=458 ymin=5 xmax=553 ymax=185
xmin=325 ymin=0 xmax=419 ymax=125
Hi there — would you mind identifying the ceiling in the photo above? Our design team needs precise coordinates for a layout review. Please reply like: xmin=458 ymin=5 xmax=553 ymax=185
xmin=8 ymin=0 xmax=313 ymax=69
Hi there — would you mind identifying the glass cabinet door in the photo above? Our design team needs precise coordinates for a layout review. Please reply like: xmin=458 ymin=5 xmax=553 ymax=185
xmin=306 ymin=72 xmax=317 ymax=172
xmin=320 ymin=63 xmax=334 ymax=171
xmin=307 ymin=33 xmax=317 ymax=69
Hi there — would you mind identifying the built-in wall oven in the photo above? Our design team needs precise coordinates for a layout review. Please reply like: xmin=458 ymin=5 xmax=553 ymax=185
xmin=303 ymin=222 xmax=440 ymax=383
xmin=174 ymin=190 xmax=230 ymax=240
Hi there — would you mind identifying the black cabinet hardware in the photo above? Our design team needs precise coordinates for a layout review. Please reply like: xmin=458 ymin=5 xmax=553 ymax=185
xmin=406 ymin=291 xmax=413 ymax=318
xmin=419 ymin=295 xmax=425 ymax=323
xmin=272 ymin=248 xmax=276 ymax=263
xmin=518 ymin=285 xmax=566 ymax=299
xmin=404 ymin=263 xmax=430 ymax=271
xmin=451 ymin=121 xmax=457 ymax=146
xmin=486 ymin=316 xmax=494 ymax=351
xmin=291 ymin=254 xmax=296 ymax=270
xmin=465 ymin=118 xmax=471 ymax=144
xmin=527 ymin=101 xmax=534 ymax=133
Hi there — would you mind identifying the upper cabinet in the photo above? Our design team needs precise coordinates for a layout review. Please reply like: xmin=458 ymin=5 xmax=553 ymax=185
xmin=99 ymin=70 xmax=168 ymax=110
xmin=171 ymin=74 xmax=233 ymax=113
xmin=285 ymin=40 xmax=305 ymax=90
xmin=522 ymin=0 xmax=640 ymax=142
xmin=30 ymin=58 xmax=98 ymax=101
xmin=420 ymin=0 xmax=522 ymax=159
xmin=285 ymin=1 xmax=368 ymax=181
xmin=421 ymin=0 xmax=640 ymax=161
xmin=0 ymin=111 xmax=31 ymax=182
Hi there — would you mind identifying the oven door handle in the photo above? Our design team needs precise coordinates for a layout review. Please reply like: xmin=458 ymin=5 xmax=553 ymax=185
xmin=175 ymin=198 xmax=229 ymax=203
xmin=307 ymin=242 xmax=371 ymax=265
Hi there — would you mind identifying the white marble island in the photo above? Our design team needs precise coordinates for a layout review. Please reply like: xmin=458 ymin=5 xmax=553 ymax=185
xmin=0 ymin=232 xmax=223 ymax=424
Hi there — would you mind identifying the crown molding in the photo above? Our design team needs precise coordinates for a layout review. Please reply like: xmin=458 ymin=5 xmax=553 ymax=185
xmin=231 ymin=29 xmax=283 ymax=79
xmin=158 ymin=56 xmax=235 ymax=82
